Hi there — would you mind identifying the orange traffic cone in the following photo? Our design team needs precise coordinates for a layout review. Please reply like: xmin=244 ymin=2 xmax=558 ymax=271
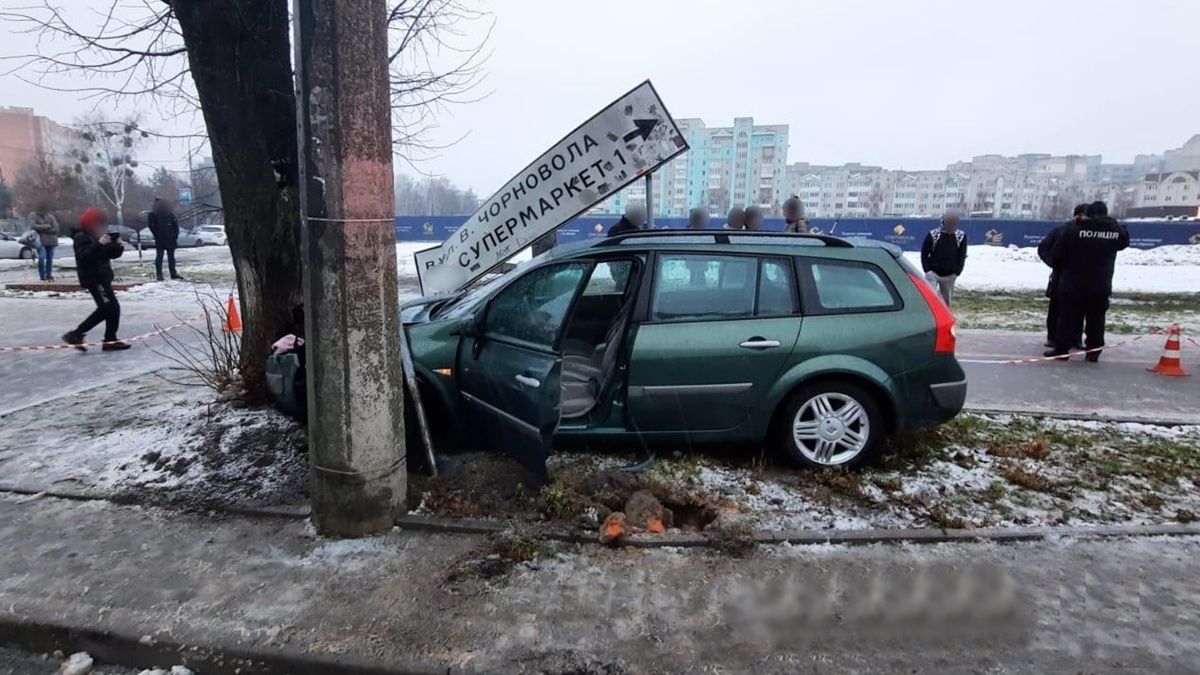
xmin=223 ymin=293 xmax=242 ymax=334
xmin=1148 ymin=326 xmax=1189 ymax=377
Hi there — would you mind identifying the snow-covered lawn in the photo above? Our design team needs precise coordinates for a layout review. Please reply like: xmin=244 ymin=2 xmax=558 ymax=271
xmin=407 ymin=414 xmax=1200 ymax=534
xmin=908 ymin=244 xmax=1200 ymax=294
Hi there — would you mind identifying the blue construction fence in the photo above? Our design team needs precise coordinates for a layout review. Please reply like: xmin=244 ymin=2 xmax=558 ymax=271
xmin=395 ymin=215 xmax=1200 ymax=252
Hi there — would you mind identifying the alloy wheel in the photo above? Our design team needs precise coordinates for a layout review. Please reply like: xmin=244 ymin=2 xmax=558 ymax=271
xmin=791 ymin=392 xmax=871 ymax=466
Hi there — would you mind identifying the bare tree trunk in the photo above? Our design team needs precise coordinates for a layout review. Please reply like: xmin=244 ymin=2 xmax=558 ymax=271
xmin=172 ymin=0 xmax=303 ymax=398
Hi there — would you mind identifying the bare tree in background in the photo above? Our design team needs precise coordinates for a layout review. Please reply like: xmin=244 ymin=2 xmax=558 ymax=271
xmin=1 ymin=0 xmax=490 ymax=398
xmin=74 ymin=116 xmax=149 ymax=227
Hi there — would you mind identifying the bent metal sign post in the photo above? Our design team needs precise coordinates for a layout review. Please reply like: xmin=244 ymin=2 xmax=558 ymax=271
xmin=415 ymin=80 xmax=688 ymax=294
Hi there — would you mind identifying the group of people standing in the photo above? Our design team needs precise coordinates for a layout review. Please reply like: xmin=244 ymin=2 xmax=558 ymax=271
xmin=18 ymin=197 xmax=187 ymax=352
xmin=605 ymin=195 xmax=812 ymax=238
xmin=1038 ymin=201 xmax=1129 ymax=361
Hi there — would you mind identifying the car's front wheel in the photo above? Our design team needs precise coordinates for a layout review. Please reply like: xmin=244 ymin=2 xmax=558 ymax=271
xmin=778 ymin=381 xmax=883 ymax=469
xmin=19 ymin=247 xmax=34 ymax=260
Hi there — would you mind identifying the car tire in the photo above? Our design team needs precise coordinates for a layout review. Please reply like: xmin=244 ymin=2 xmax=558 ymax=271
xmin=19 ymin=248 xmax=33 ymax=260
xmin=776 ymin=380 xmax=883 ymax=470
xmin=194 ymin=239 xmax=204 ymax=247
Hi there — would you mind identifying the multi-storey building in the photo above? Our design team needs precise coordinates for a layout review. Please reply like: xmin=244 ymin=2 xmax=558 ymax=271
xmin=594 ymin=117 xmax=789 ymax=217
xmin=0 ymin=106 xmax=81 ymax=183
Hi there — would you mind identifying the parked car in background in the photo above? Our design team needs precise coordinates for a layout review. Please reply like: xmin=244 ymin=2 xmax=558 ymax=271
xmin=132 ymin=226 xmax=209 ymax=249
xmin=0 ymin=232 xmax=37 ymax=259
xmin=194 ymin=225 xmax=227 ymax=246
xmin=403 ymin=231 xmax=966 ymax=473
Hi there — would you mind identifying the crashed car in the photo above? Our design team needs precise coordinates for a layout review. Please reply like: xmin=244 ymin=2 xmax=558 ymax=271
xmin=404 ymin=231 xmax=965 ymax=471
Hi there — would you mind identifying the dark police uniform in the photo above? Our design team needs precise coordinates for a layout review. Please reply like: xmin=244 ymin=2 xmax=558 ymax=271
xmin=1037 ymin=222 xmax=1070 ymax=346
xmin=1048 ymin=216 xmax=1129 ymax=359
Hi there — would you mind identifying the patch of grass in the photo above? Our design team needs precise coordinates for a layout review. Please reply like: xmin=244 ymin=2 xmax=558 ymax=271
xmin=540 ymin=482 xmax=589 ymax=521
xmin=987 ymin=438 xmax=1050 ymax=460
xmin=495 ymin=533 xmax=547 ymax=563
xmin=999 ymin=462 xmax=1051 ymax=492
xmin=953 ymin=289 xmax=1200 ymax=335
xmin=926 ymin=504 xmax=970 ymax=529
xmin=708 ymin=520 xmax=757 ymax=556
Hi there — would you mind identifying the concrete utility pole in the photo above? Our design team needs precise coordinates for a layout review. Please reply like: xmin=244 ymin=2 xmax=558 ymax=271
xmin=294 ymin=0 xmax=405 ymax=536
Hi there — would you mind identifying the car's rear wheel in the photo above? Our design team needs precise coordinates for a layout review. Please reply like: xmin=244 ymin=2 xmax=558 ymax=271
xmin=778 ymin=380 xmax=883 ymax=469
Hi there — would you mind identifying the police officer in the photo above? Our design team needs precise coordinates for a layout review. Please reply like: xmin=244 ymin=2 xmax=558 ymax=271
xmin=1038 ymin=204 xmax=1088 ymax=349
xmin=1045 ymin=201 xmax=1129 ymax=361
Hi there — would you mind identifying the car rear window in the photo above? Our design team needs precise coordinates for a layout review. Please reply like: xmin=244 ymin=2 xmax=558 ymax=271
xmin=802 ymin=260 xmax=900 ymax=314
xmin=651 ymin=254 xmax=798 ymax=322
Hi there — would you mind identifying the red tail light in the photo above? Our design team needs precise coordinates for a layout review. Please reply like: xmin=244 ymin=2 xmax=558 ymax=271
xmin=907 ymin=272 xmax=957 ymax=353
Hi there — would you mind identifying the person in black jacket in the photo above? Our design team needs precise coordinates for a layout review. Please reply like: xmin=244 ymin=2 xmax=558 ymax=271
xmin=919 ymin=211 xmax=968 ymax=306
xmin=1038 ymin=204 xmax=1088 ymax=348
xmin=62 ymin=208 xmax=130 ymax=351
xmin=607 ymin=202 xmax=647 ymax=237
xmin=1044 ymin=201 xmax=1130 ymax=361
xmin=147 ymin=198 xmax=182 ymax=281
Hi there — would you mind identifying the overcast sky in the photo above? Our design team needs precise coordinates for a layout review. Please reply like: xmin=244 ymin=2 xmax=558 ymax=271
xmin=3 ymin=0 xmax=1197 ymax=194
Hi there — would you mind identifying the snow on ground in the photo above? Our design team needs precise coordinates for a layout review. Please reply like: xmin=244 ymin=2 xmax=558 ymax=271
xmin=0 ymin=373 xmax=307 ymax=510
xmin=531 ymin=414 xmax=1200 ymax=533
xmin=905 ymin=244 xmax=1200 ymax=294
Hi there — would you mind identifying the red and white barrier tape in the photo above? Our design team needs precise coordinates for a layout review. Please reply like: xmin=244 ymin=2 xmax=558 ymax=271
xmin=958 ymin=325 xmax=1182 ymax=365
xmin=0 ymin=315 xmax=201 ymax=353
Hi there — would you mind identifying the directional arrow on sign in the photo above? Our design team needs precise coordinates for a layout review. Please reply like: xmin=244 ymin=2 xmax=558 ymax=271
xmin=622 ymin=118 xmax=658 ymax=143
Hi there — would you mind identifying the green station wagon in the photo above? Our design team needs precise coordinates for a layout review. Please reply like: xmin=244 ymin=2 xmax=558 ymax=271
xmin=404 ymin=231 xmax=965 ymax=473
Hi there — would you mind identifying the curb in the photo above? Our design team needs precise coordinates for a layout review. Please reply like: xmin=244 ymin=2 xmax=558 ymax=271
xmin=393 ymin=514 xmax=1200 ymax=548
xmin=6 ymin=485 xmax=1200 ymax=548
xmin=0 ymin=482 xmax=311 ymax=520
xmin=962 ymin=406 xmax=1199 ymax=427
xmin=0 ymin=616 xmax=439 ymax=675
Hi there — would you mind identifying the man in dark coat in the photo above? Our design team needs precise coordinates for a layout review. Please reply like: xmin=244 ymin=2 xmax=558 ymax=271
xmin=686 ymin=207 xmax=710 ymax=230
xmin=1038 ymin=204 xmax=1087 ymax=348
xmin=62 ymin=208 xmax=130 ymax=351
xmin=607 ymin=202 xmax=647 ymax=237
xmin=147 ymin=198 xmax=182 ymax=281
xmin=1045 ymin=201 xmax=1130 ymax=361
xmin=919 ymin=211 xmax=968 ymax=306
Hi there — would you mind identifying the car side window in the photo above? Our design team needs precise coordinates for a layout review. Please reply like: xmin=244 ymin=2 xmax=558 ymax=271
xmin=582 ymin=260 xmax=634 ymax=296
xmin=652 ymin=254 xmax=758 ymax=321
xmin=757 ymin=258 xmax=798 ymax=317
xmin=804 ymin=260 xmax=900 ymax=313
xmin=485 ymin=262 xmax=588 ymax=349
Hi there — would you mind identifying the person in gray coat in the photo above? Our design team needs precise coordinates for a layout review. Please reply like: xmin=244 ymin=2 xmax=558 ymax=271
xmin=27 ymin=202 xmax=60 ymax=281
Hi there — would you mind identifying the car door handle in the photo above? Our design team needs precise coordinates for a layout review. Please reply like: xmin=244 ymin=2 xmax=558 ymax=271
xmin=739 ymin=338 xmax=781 ymax=350
xmin=514 ymin=374 xmax=541 ymax=388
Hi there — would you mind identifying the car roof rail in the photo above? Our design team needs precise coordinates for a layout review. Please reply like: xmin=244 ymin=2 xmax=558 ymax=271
xmin=594 ymin=230 xmax=854 ymax=248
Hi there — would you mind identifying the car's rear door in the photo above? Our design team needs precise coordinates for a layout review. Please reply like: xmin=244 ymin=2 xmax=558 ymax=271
xmin=456 ymin=261 xmax=592 ymax=474
xmin=626 ymin=252 xmax=802 ymax=432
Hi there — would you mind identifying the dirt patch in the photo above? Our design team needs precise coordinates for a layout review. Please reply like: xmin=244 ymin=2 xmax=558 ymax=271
xmin=409 ymin=451 xmax=729 ymax=534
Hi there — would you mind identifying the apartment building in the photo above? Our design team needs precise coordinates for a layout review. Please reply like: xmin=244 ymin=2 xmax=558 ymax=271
xmin=594 ymin=117 xmax=789 ymax=217
xmin=0 ymin=106 xmax=81 ymax=182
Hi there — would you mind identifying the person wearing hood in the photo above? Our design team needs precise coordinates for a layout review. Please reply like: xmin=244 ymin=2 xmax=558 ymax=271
xmin=782 ymin=196 xmax=809 ymax=233
xmin=723 ymin=207 xmax=746 ymax=230
xmin=607 ymin=202 xmax=647 ymax=237
xmin=147 ymin=197 xmax=183 ymax=281
xmin=26 ymin=201 xmax=60 ymax=282
xmin=1045 ymin=201 xmax=1129 ymax=361
xmin=62 ymin=208 xmax=130 ymax=351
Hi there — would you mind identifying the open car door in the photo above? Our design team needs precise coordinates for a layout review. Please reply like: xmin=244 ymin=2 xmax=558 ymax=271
xmin=455 ymin=261 xmax=593 ymax=476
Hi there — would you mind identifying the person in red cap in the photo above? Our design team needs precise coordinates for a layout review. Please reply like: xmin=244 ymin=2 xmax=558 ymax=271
xmin=62 ymin=208 xmax=130 ymax=351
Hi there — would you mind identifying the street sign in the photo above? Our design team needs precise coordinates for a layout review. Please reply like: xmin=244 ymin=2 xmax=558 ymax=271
xmin=415 ymin=80 xmax=688 ymax=294
xmin=178 ymin=186 xmax=193 ymax=206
